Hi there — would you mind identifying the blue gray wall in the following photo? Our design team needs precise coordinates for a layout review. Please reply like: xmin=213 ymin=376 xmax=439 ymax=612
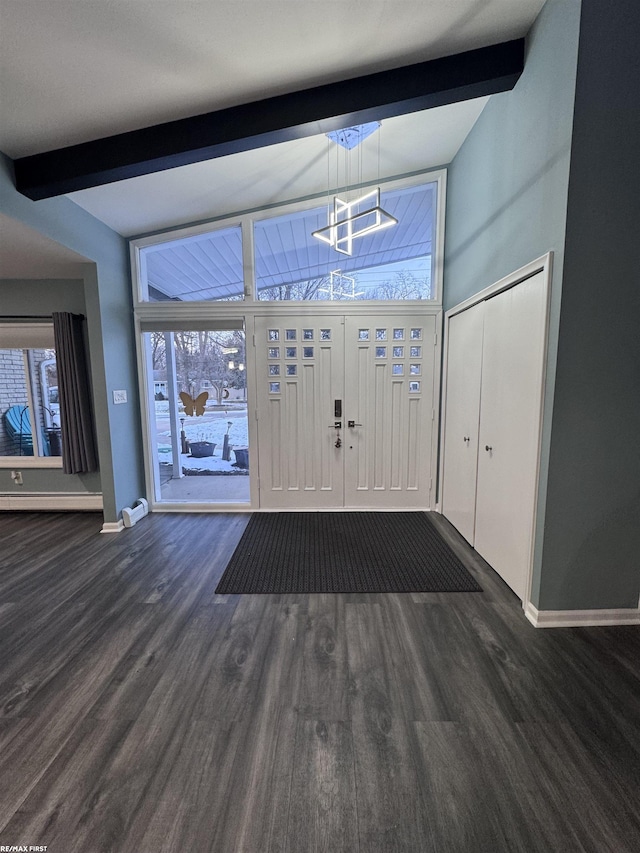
xmin=443 ymin=0 xmax=581 ymax=312
xmin=0 ymin=154 xmax=144 ymax=522
xmin=537 ymin=0 xmax=640 ymax=609
xmin=0 ymin=278 xmax=101 ymax=495
xmin=444 ymin=0 xmax=640 ymax=610
xmin=444 ymin=0 xmax=581 ymax=609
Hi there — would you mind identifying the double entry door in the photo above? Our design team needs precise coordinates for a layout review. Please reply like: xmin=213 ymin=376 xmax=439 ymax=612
xmin=254 ymin=313 xmax=436 ymax=509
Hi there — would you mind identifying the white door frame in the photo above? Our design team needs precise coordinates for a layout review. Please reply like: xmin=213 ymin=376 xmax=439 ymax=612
xmin=133 ymin=301 xmax=442 ymax=513
xmin=438 ymin=252 xmax=553 ymax=612
xmin=252 ymin=303 xmax=442 ymax=511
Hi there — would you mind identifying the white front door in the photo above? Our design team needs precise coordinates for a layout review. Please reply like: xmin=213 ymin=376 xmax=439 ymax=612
xmin=254 ymin=316 xmax=344 ymax=508
xmin=343 ymin=315 xmax=436 ymax=508
xmin=254 ymin=313 xmax=436 ymax=509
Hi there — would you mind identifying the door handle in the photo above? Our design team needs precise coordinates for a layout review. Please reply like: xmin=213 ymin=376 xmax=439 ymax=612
xmin=485 ymin=445 xmax=493 ymax=452
xmin=463 ymin=436 xmax=470 ymax=443
xmin=328 ymin=421 xmax=342 ymax=429
xmin=347 ymin=420 xmax=362 ymax=428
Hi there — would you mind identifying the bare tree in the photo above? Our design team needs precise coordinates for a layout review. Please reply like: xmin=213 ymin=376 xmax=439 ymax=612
xmin=369 ymin=270 xmax=431 ymax=300
xmin=258 ymin=275 xmax=330 ymax=301
xmin=150 ymin=332 xmax=166 ymax=372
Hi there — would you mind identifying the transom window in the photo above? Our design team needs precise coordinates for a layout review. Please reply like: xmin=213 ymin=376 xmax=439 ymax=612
xmin=255 ymin=182 xmax=435 ymax=301
xmin=133 ymin=175 xmax=442 ymax=304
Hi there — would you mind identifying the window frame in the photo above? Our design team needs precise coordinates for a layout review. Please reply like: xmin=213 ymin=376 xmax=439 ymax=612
xmin=0 ymin=323 xmax=63 ymax=468
xmin=129 ymin=170 xmax=447 ymax=311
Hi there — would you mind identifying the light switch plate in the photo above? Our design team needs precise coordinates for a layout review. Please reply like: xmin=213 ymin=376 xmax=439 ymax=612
xmin=113 ymin=389 xmax=127 ymax=404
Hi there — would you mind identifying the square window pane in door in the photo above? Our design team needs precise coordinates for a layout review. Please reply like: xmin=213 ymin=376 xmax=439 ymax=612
xmin=141 ymin=329 xmax=249 ymax=504
xmin=139 ymin=226 xmax=244 ymax=302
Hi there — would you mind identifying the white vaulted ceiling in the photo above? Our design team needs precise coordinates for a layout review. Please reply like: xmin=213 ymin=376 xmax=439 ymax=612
xmin=0 ymin=1 xmax=546 ymax=238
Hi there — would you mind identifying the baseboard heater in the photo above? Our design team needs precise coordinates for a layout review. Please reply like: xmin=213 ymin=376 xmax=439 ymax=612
xmin=122 ymin=497 xmax=149 ymax=528
xmin=0 ymin=492 xmax=103 ymax=511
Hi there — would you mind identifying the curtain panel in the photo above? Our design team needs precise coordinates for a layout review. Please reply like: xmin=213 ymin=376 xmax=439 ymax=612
xmin=52 ymin=312 xmax=99 ymax=474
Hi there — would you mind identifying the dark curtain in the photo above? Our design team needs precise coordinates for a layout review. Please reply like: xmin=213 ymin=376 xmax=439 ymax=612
xmin=53 ymin=312 xmax=99 ymax=474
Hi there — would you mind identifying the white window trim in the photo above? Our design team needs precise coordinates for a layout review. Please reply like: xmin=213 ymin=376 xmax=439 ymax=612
xmin=129 ymin=169 xmax=446 ymax=510
xmin=129 ymin=169 xmax=447 ymax=310
xmin=0 ymin=324 xmax=63 ymax=467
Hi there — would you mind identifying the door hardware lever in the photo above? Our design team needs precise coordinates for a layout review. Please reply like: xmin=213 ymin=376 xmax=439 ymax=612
xmin=463 ymin=436 xmax=470 ymax=443
xmin=328 ymin=421 xmax=342 ymax=429
xmin=485 ymin=445 xmax=493 ymax=452
xmin=347 ymin=420 xmax=362 ymax=428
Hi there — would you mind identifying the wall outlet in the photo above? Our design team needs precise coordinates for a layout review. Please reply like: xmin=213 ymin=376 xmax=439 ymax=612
xmin=113 ymin=389 xmax=128 ymax=404
xmin=11 ymin=470 xmax=23 ymax=485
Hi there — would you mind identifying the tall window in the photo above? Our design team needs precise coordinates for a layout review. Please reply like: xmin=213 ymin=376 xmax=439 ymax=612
xmin=0 ymin=324 xmax=62 ymax=459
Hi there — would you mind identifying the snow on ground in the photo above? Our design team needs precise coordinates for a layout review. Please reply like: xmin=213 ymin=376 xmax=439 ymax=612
xmin=162 ymin=453 xmax=245 ymax=475
xmin=155 ymin=405 xmax=249 ymax=475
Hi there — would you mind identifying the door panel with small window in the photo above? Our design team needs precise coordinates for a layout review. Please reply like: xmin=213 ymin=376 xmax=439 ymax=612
xmin=343 ymin=315 xmax=436 ymax=508
xmin=254 ymin=317 xmax=344 ymax=508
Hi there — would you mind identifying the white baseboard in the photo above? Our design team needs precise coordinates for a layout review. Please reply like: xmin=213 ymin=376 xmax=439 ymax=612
xmin=525 ymin=601 xmax=640 ymax=628
xmin=0 ymin=492 xmax=103 ymax=512
xmin=101 ymin=519 xmax=125 ymax=534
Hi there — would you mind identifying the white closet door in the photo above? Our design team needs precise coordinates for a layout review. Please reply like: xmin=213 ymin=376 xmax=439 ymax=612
xmin=474 ymin=272 xmax=547 ymax=599
xmin=441 ymin=303 xmax=484 ymax=544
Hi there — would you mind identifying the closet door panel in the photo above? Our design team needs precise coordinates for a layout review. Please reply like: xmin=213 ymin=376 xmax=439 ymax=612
xmin=474 ymin=272 xmax=547 ymax=599
xmin=441 ymin=303 xmax=484 ymax=544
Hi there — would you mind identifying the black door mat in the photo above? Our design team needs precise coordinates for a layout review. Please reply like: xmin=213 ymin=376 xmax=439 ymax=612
xmin=215 ymin=512 xmax=482 ymax=594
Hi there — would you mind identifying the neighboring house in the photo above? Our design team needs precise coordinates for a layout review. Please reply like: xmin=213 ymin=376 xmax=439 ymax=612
xmin=0 ymin=0 xmax=638 ymax=624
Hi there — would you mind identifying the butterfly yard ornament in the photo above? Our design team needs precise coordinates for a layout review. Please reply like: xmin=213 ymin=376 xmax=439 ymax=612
xmin=179 ymin=390 xmax=209 ymax=416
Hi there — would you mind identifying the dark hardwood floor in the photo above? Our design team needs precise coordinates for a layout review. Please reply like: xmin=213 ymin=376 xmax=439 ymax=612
xmin=0 ymin=510 xmax=639 ymax=852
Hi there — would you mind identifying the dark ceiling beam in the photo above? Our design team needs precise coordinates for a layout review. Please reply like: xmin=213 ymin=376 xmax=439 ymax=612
xmin=14 ymin=38 xmax=524 ymax=201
